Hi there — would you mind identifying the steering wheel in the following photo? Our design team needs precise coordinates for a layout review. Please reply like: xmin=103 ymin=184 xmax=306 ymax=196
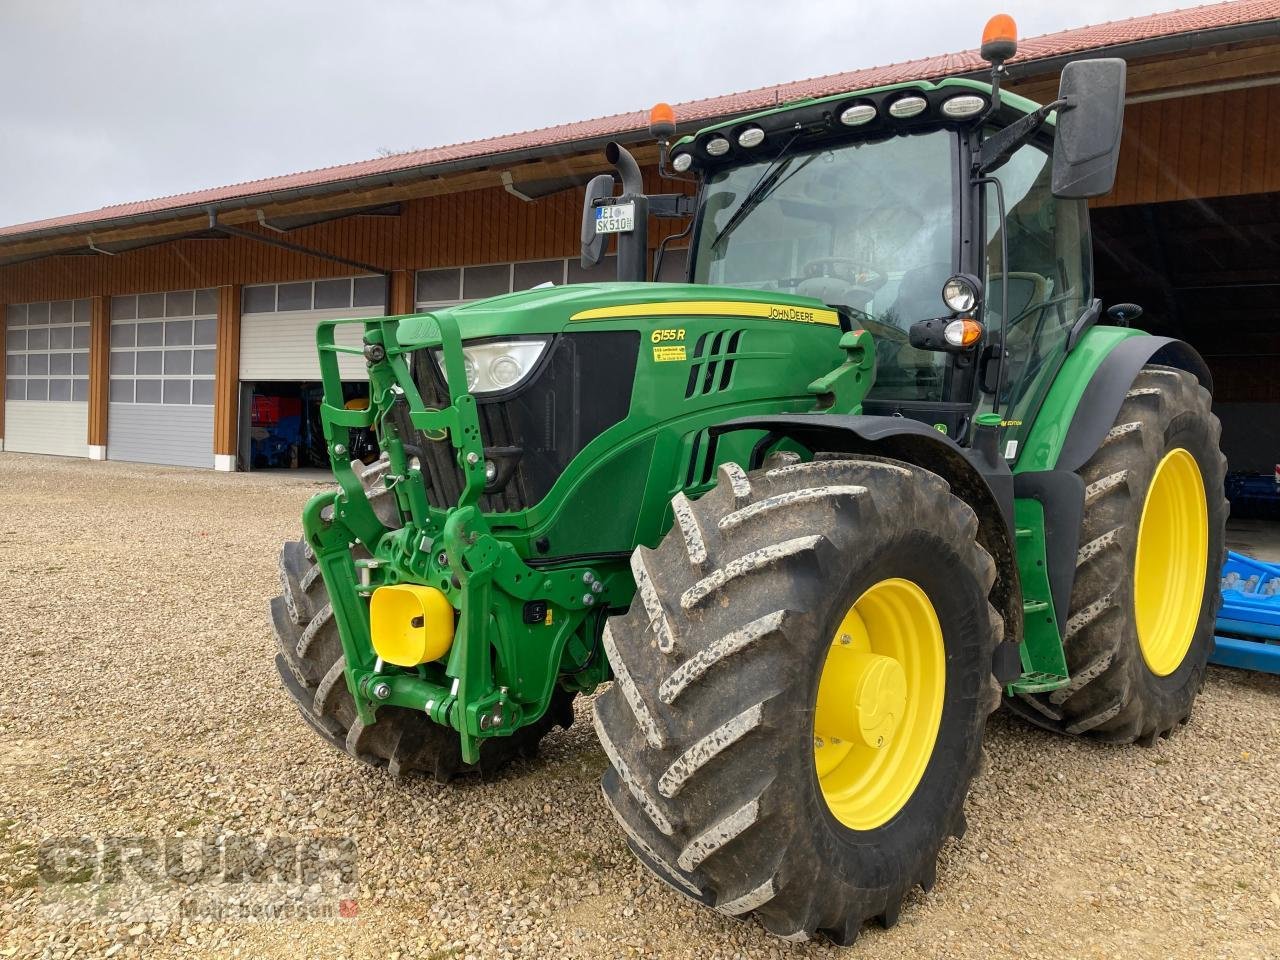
xmin=800 ymin=258 xmax=887 ymax=292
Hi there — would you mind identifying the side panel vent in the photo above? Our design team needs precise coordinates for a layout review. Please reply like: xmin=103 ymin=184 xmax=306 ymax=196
xmin=684 ymin=330 xmax=745 ymax=399
xmin=684 ymin=428 xmax=720 ymax=488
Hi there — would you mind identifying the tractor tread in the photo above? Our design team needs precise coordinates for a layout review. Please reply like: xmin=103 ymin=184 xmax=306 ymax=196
xmin=1005 ymin=364 xmax=1228 ymax=743
xmin=594 ymin=455 xmax=1002 ymax=943
xmin=272 ymin=537 xmax=573 ymax=782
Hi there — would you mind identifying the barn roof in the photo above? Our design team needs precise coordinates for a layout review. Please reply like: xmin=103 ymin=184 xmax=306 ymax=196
xmin=1 ymin=0 xmax=1276 ymax=245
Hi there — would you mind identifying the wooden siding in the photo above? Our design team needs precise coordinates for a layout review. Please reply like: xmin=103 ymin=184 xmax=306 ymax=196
xmin=213 ymin=285 xmax=241 ymax=457
xmin=0 ymin=312 xmax=5 ymax=440
xmin=1095 ymin=83 xmax=1280 ymax=208
xmin=1007 ymin=37 xmax=1280 ymax=104
xmin=388 ymin=269 xmax=414 ymax=315
xmin=0 ymin=168 xmax=693 ymax=306
xmin=87 ymin=296 xmax=108 ymax=446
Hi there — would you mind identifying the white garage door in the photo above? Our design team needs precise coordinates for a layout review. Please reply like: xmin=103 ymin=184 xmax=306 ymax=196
xmin=3 ymin=299 xmax=90 ymax=457
xmin=107 ymin=288 xmax=218 ymax=468
xmin=240 ymin=276 xmax=385 ymax=382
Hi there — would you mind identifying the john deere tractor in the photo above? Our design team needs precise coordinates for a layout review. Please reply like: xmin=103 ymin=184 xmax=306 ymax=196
xmin=271 ymin=17 xmax=1227 ymax=943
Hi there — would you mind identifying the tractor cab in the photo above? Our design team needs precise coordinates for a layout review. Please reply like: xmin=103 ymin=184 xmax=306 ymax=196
xmin=583 ymin=18 xmax=1126 ymax=450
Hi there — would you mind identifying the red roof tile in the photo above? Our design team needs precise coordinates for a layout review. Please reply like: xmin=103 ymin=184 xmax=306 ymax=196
xmin=2 ymin=0 xmax=1276 ymax=243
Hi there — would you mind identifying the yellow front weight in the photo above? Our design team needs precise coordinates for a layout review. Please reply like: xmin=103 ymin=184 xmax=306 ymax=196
xmin=369 ymin=584 xmax=456 ymax=667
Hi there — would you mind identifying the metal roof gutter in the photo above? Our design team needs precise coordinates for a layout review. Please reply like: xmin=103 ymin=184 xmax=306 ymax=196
xmin=2 ymin=16 xmax=1276 ymax=253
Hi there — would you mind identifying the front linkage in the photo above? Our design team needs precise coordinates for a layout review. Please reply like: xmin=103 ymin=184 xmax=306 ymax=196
xmin=300 ymin=313 xmax=620 ymax=764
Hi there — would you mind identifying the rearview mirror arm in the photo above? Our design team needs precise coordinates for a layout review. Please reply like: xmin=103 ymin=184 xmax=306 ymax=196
xmin=975 ymin=99 xmax=1066 ymax=176
xmin=648 ymin=194 xmax=697 ymax=218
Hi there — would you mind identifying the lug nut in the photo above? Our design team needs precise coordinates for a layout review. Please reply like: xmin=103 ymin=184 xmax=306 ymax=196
xmin=333 ymin=443 xmax=347 ymax=456
xmin=582 ymin=593 xmax=595 ymax=606
xmin=465 ymin=451 xmax=480 ymax=465
xmin=583 ymin=571 xmax=595 ymax=585
xmin=372 ymin=682 xmax=391 ymax=700
xmin=591 ymin=580 xmax=604 ymax=594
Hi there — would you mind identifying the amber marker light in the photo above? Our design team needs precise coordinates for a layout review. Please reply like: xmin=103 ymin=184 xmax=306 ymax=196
xmin=980 ymin=13 xmax=1018 ymax=63
xmin=944 ymin=319 xmax=985 ymax=348
xmin=649 ymin=102 xmax=677 ymax=140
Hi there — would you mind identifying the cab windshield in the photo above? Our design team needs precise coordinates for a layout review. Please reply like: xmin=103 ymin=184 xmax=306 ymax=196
xmin=691 ymin=130 xmax=956 ymax=401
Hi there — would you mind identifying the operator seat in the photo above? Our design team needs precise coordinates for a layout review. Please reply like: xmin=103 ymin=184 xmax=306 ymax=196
xmin=888 ymin=261 xmax=952 ymax=326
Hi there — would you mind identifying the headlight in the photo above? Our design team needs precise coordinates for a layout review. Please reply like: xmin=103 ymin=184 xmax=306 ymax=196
xmin=941 ymin=94 xmax=986 ymax=118
xmin=839 ymin=103 xmax=877 ymax=126
xmin=737 ymin=125 xmax=765 ymax=148
xmin=704 ymin=135 xmax=731 ymax=157
xmin=889 ymin=95 xmax=927 ymax=119
xmin=671 ymin=152 xmax=693 ymax=172
xmin=433 ymin=338 xmax=549 ymax=395
xmin=942 ymin=275 xmax=981 ymax=314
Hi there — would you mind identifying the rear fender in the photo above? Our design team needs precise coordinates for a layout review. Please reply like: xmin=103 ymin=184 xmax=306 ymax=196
xmin=1056 ymin=335 xmax=1211 ymax=474
xmin=1015 ymin=333 xmax=1212 ymax=636
xmin=708 ymin=413 xmax=1023 ymax=679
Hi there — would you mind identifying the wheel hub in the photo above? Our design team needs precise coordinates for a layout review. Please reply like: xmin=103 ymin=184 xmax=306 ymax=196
xmin=816 ymin=649 xmax=908 ymax=748
xmin=853 ymin=654 xmax=907 ymax=748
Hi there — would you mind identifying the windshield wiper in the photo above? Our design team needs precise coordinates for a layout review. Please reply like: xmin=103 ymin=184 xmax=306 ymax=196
xmin=711 ymin=162 xmax=791 ymax=252
xmin=710 ymin=135 xmax=814 ymax=252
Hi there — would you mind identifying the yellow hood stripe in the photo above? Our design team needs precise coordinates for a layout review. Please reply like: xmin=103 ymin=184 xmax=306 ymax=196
xmin=569 ymin=300 xmax=839 ymax=326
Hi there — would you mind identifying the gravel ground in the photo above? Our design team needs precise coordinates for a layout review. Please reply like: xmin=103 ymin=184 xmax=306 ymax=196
xmin=1 ymin=453 xmax=1277 ymax=960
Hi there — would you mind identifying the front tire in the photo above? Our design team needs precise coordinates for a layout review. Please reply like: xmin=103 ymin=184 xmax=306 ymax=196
xmin=1007 ymin=364 xmax=1228 ymax=742
xmin=271 ymin=538 xmax=575 ymax=781
xmin=594 ymin=457 xmax=1003 ymax=943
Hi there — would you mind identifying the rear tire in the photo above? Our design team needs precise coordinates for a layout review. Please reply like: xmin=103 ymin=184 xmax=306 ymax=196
xmin=1006 ymin=364 xmax=1228 ymax=743
xmin=271 ymin=537 xmax=575 ymax=782
xmin=593 ymin=457 xmax=1003 ymax=943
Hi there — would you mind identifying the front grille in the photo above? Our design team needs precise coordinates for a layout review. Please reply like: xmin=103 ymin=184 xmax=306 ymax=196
xmin=393 ymin=331 xmax=639 ymax=512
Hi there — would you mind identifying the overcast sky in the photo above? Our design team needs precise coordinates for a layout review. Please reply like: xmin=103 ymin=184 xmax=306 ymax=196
xmin=0 ymin=0 xmax=1183 ymax=228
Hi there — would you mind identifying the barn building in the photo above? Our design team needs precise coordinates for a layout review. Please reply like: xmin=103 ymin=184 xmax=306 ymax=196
xmin=1 ymin=1 xmax=1277 ymax=478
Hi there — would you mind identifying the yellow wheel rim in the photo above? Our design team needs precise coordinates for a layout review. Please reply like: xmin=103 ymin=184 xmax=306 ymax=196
xmin=814 ymin=578 xmax=945 ymax=831
xmin=1134 ymin=448 xmax=1208 ymax=676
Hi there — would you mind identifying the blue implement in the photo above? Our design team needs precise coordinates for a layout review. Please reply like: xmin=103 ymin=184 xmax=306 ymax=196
xmin=1211 ymin=551 xmax=1280 ymax=675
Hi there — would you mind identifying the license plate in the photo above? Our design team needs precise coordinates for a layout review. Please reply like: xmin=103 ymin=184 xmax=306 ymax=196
xmin=595 ymin=201 xmax=635 ymax=235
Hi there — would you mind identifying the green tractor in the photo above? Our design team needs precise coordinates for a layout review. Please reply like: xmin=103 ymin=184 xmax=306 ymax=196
xmin=272 ymin=17 xmax=1226 ymax=943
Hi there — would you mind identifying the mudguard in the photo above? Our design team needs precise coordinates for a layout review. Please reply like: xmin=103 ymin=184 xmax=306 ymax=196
xmin=708 ymin=413 xmax=1024 ymax=673
xmin=1055 ymin=336 xmax=1211 ymax=474
xmin=1016 ymin=333 xmax=1212 ymax=637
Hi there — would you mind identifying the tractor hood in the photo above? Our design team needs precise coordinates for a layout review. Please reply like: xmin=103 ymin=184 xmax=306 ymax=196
xmin=394 ymin=282 xmax=842 ymax=346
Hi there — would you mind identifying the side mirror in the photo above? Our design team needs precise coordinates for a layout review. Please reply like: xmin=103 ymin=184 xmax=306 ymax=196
xmin=579 ymin=174 xmax=615 ymax=269
xmin=1106 ymin=302 xmax=1143 ymax=326
xmin=1052 ymin=58 xmax=1126 ymax=199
